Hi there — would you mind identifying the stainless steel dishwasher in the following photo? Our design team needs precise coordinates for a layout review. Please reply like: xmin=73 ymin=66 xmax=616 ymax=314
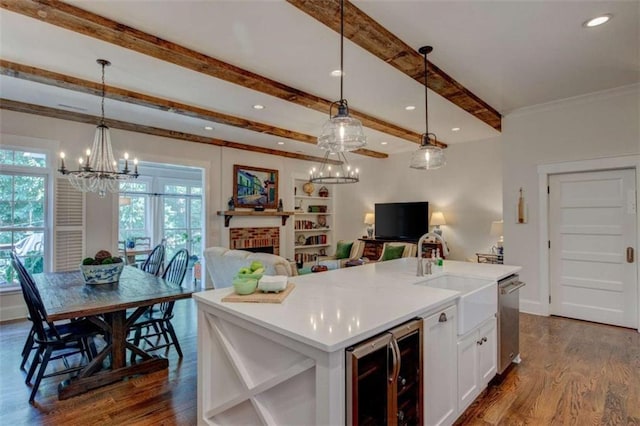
xmin=497 ymin=274 xmax=525 ymax=375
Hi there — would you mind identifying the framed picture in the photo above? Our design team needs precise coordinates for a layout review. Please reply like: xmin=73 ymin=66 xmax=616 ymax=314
xmin=233 ymin=164 xmax=279 ymax=209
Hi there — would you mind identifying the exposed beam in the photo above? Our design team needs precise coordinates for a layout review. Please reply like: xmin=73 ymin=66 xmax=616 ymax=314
xmin=0 ymin=60 xmax=387 ymax=159
xmin=0 ymin=99 xmax=344 ymax=165
xmin=0 ymin=0 xmax=446 ymax=148
xmin=287 ymin=0 xmax=502 ymax=131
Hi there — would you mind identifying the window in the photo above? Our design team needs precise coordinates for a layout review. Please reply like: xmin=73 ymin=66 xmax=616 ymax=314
xmin=163 ymin=182 xmax=202 ymax=260
xmin=118 ymin=164 xmax=204 ymax=266
xmin=0 ymin=148 xmax=47 ymax=287
xmin=119 ymin=181 xmax=150 ymax=242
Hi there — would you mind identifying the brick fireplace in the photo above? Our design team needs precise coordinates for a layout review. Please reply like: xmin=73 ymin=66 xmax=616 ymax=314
xmin=229 ymin=227 xmax=280 ymax=255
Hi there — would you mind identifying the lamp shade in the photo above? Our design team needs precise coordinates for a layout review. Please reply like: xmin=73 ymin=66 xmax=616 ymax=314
xmin=430 ymin=211 xmax=446 ymax=226
xmin=364 ymin=213 xmax=375 ymax=225
xmin=490 ymin=220 xmax=504 ymax=237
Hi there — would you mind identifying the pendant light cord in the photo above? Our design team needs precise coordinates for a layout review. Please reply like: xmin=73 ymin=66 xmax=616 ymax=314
xmin=423 ymin=49 xmax=428 ymax=136
xmin=100 ymin=61 xmax=106 ymax=125
xmin=339 ymin=0 xmax=344 ymax=103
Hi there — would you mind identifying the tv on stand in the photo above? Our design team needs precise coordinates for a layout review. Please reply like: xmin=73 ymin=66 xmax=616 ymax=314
xmin=374 ymin=202 xmax=429 ymax=242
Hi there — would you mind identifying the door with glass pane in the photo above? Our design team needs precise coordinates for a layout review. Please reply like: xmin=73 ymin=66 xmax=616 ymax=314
xmin=162 ymin=182 xmax=202 ymax=261
xmin=119 ymin=181 xmax=151 ymax=242
xmin=0 ymin=148 xmax=48 ymax=286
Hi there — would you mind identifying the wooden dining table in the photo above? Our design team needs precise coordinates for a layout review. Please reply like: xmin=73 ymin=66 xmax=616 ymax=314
xmin=32 ymin=266 xmax=195 ymax=399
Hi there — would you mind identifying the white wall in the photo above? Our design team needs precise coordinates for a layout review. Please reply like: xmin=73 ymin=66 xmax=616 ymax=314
xmin=0 ymin=109 xmax=322 ymax=319
xmin=334 ymin=137 xmax=504 ymax=261
xmin=502 ymin=84 xmax=640 ymax=314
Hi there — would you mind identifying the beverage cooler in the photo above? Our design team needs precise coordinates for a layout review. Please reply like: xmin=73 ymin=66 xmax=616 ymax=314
xmin=346 ymin=318 xmax=423 ymax=426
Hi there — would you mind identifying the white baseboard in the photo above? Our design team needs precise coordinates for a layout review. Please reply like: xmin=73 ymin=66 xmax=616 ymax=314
xmin=520 ymin=298 xmax=547 ymax=316
xmin=0 ymin=305 xmax=28 ymax=322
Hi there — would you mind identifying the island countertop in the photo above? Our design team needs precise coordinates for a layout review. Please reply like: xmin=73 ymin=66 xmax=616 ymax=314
xmin=193 ymin=258 xmax=520 ymax=352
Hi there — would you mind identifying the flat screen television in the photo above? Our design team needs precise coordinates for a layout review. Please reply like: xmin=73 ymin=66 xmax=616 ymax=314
xmin=375 ymin=202 xmax=429 ymax=241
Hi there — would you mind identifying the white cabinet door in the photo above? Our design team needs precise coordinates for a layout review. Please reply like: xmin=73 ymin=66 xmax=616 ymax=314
xmin=423 ymin=305 xmax=457 ymax=426
xmin=457 ymin=329 xmax=479 ymax=414
xmin=478 ymin=318 xmax=497 ymax=386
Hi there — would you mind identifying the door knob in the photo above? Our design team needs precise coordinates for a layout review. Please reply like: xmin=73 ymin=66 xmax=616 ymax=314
xmin=627 ymin=247 xmax=634 ymax=263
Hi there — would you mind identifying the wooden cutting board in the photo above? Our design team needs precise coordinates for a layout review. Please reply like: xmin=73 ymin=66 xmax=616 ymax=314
xmin=221 ymin=283 xmax=295 ymax=304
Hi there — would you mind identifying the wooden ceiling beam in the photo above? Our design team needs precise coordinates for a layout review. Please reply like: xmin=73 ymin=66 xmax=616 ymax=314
xmin=0 ymin=60 xmax=387 ymax=159
xmin=0 ymin=0 xmax=444 ymax=148
xmin=0 ymin=99 xmax=344 ymax=165
xmin=287 ymin=0 xmax=502 ymax=131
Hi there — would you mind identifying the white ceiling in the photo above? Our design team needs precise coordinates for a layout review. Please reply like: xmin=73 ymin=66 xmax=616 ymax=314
xmin=1 ymin=1 xmax=638 ymax=159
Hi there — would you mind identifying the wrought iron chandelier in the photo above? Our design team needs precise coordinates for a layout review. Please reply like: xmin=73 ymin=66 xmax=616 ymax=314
xmin=309 ymin=151 xmax=359 ymax=184
xmin=409 ymin=46 xmax=445 ymax=170
xmin=317 ymin=0 xmax=366 ymax=153
xmin=58 ymin=59 xmax=139 ymax=197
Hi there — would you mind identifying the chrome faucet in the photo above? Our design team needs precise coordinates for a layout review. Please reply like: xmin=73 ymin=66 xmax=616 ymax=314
xmin=417 ymin=232 xmax=449 ymax=276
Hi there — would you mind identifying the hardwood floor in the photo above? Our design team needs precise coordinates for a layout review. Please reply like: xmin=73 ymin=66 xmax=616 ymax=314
xmin=0 ymin=303 xmax=638 ymax=425
xmin=457 ymin=313 xmax=640 ymax=425
xmin=0 ymin=299 xmax=198 ymax=425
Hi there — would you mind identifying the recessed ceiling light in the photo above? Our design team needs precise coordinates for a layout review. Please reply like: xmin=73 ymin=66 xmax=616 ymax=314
xmin=381 ymin=141 xmax=388 ymax=145
xmin=583 ymin=14 xmax=612 ymax=28
xmin=405 ymin=105 xmax=416 ymax=111
xmin=204 ymin=126 xmax=213 ymax=131
xmin=330 ymin=70 xmax=343 ymax=77
xmin=451 ymin=127 xmax=461 ymax=132
xmin=253 ymin=104 xmax=265 ymax=110
xmin=277 ymin=141 xmax=285 ymax=145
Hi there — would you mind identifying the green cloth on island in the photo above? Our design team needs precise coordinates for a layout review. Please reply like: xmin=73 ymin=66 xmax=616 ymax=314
xmin=334 ymin=241 xmax=354 ymax=259
xmin=298 ymin=267 xmax=313 ymax=275
xmin=381 ymin=245 xmax=405 ymax=261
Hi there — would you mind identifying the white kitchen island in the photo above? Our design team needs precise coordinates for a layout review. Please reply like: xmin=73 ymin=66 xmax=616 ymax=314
xmin=193 ymin=258 xmax=520 ymax=425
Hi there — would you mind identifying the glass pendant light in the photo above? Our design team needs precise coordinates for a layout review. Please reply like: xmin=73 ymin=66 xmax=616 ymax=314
xmin=317 ymin=0 xmax=366 ymax=153
xmin=410 ymin=46 xmax=445 ymax=170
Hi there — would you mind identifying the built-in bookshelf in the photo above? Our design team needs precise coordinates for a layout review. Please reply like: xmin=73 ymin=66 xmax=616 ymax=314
xmin=293 ymin=179 xmax=332 ymax=267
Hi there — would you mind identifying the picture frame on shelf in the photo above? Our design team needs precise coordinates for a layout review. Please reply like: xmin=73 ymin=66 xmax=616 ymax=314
xmin=233 ymin=164 xmax=278 ymax=209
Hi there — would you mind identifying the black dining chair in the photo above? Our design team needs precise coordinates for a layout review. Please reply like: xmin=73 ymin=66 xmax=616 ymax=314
xmin=11 ymin=258 xmax=102 ymax=403
xmin=141 ymin=243 xmax=166 ymax=276
xmin=129 ymin=249 xmax=189 ymax=360
xmin=10 ymin=251 xmax=38 ymax=370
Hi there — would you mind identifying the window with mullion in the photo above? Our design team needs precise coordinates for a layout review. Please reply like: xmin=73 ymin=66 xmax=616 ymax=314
xmin=0 ymin=150 xmax=48 ymax=287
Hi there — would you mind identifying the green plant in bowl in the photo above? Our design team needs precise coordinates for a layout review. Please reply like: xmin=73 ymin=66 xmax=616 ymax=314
xmin=232 ymin=277 xmax=258 ymax=295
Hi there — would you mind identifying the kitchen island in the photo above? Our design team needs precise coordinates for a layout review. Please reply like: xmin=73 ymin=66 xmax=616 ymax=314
xmin=194 ymin=258 xmax=520 ymax=425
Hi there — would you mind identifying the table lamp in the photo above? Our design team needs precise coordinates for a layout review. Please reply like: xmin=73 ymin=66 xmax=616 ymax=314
xmin=364 ymin=213 xmax=375 ymax=238
xmin=430 ymin=211 xmax=446 ymax=236
xmin=490 ymin=220 xmax=504 ymax=254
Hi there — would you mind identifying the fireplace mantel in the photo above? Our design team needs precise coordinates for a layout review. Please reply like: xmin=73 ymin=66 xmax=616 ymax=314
xmin=217 ymin=210 xmax=295 ymax=227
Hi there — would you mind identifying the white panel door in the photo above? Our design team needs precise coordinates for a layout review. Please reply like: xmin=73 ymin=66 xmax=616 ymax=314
xmin=549 ymin=169 xmax=637 ymax=328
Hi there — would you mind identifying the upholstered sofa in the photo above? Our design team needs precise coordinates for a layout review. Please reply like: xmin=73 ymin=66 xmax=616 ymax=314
xmin=378 ymin=242 xmax=417 ymax=260
xmin=203 ymin=247 xmax=297 ymax=289
xmin=317 ymin=240 xmax=365 ymax=270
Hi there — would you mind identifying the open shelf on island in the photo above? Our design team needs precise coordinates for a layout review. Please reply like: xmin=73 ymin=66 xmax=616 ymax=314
xmin=217 ymin=210 xmax=295 ymax=227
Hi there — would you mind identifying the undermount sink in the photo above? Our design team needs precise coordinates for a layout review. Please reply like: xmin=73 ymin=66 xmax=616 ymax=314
xmin=417 ymin=274 xmax=497 ymax=335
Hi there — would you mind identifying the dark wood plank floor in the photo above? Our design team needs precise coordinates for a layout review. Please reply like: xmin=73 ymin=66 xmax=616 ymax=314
xmin=1 ymin=301 xmax=638 ymax=425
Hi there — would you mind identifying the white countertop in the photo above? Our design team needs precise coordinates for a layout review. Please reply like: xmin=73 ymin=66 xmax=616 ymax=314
xmin=193 ymin=258 xmax=521 ymax=352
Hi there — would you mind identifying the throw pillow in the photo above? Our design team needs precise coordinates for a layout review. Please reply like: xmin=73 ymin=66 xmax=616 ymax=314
xmin=335 ymin=241 xmax=354 ymax=259
xmin=381 ymin=245 xmax=405 ymax=261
